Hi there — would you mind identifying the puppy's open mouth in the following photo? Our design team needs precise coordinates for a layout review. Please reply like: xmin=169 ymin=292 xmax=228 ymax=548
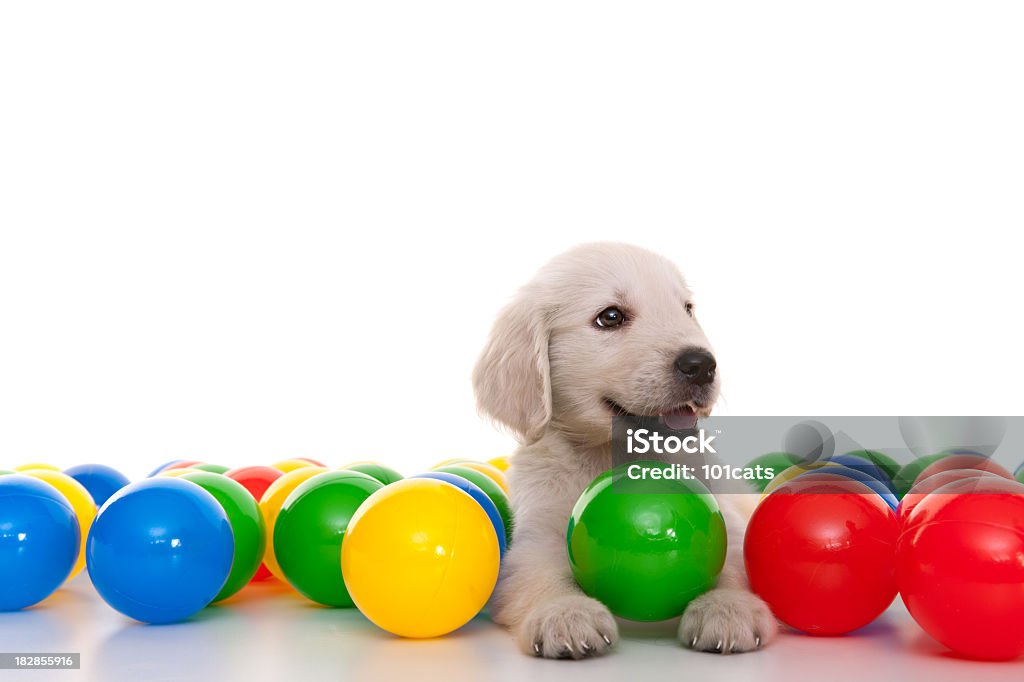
xmin=603 ymin=399 xmax=700 ymax=430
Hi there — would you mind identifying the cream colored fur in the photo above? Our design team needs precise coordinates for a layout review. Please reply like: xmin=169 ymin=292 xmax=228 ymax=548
xmin=473 ymin=243 xmax=777 ymax=659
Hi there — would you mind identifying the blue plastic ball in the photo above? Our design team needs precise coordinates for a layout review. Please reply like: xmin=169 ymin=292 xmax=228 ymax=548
xmin=413 ymin=472 xmax=507 ymax=553
xmin=86 ymin=478 xmax=235 ymax=624
xmin=63 ymin=464 xmax=131 ymax=507
xmin=0 ymin=475 xmax=80 ymax=611
xmin=146 ymin=460 xmax=184 ymax=477
xmin=795 ymin=466 xmax=900 ymax=511
xmin=829 ymin=454 xmax=896 ymax=492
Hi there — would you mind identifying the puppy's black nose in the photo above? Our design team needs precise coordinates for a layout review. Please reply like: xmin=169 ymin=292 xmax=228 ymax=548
xmin=675 ymin=349 xmax=716 ymax=386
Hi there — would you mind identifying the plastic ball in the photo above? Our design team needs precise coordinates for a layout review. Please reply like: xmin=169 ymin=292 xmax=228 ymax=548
xmin=341 ymin=478 xmax=500 ymax=638
xmin=146 ymin=460 xmax=184 ymax=477
xmin=745 ymin=477 xmax=898 ymax=635
xmin=21 ymin=469 xmax=96 ymax=580
xmin=225 ymin=466 xmax=284 ymax=581
xmin=0 ymin=469 xmax=14 ymax=476
xmin=431 ymin=458 xmax=469 ymax=468
xmin=434 ymin=465 xmax=513 ymax=543
xmin=161 ymin=460 xmax=202 ymax=473
xmin=340 ymin=461 xmax=403 ymax=485
xmin=178 ymin=472 xmax=265 ymax=602
xmin=272 ymin=458 xmax=321 ymax=473
xmin=413 ymin=472 xmax=506 ymax=552
xmin=0 ymin=476 xmax=80 ymax=610
xmin=63 ymin=464 xmax=131 ymax=507
xmin=274 ymin=470 xmax=383 ymax=607
xmin=566 ymin=463 xmax=726 ymax=621
xmin=897 ymin=477 xmax=1024 ymax=660
xmin=487 ymin=455 xmax=512 ymax=472
xmin=448 ymin=461 xmax=508 ymax=494
xmin=828 ymin=454 xmax=896 ymax=490
xmin=259 ymin=466 xmax=327 ymax=581
xmin=915 ymin=453 xmax=1013 ymax=487
xmin=86 ymin=478 xmax=234 ymax=624
xmin=794 ymin=469 xmax=899 ymax=511
xmin=14 ymin=462 xmax=61 ymax=472
xmin=742 ymin=452 xmax=799 ymax=492
xmin=225 ymin=465 xmax=283 ymax=500
xmin=844 ymin=449 xmax=901 ymax=481
xmin=893 ymin=453 xmax=957 ymax=497
xmin=192 ymin=463 xmax=230 ymax=474
xmin=898 ymin=469 xmax=1005 ymax=524
xmin=159 ymin=468 xmax=203 ymax=478
xmin=761 ymin=461 xmax=844 ymax=497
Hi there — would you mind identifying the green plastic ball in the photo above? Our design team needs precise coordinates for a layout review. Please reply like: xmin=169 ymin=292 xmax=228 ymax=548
xmin=340 ymin=462 xmax=404 ymax=486
xmin=0 ymin=470 xmax=13 ymax=476
xmin=192 ymin=463 xmax=230 ymax=474
xmin=435 ymin=464 xmax=513 ymax=543
xmin=178 ymin=471 xmax=266 ymax=602
xmin=843 ymin=450 xmax=901 ymax=481
xmin=892 ymin=453 xmax=948 ymax=497
xmin=567 ymin=462 xmax=727 ymax=621
xmin=274 ymin=470 xmax=383 ymax=607
xmin=743 ymin=452 xmax=800 ymax=492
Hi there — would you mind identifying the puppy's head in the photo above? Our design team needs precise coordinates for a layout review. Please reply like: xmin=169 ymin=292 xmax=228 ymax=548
xmin=474 ymin=242 xmax=718 ymax=446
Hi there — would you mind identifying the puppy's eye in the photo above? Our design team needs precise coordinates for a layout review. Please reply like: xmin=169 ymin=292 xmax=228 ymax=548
xmin=595 ymin=307 xmax=626 ymax=328
xmin=685 ymin=302 xmax=695 ymax=317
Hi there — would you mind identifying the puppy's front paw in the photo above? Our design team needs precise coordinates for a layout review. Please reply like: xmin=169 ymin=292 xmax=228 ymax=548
xmin=516 ymin=594 xmax=618 ymax=660
xmin=679 ymin=588 xmax=777 ymax=654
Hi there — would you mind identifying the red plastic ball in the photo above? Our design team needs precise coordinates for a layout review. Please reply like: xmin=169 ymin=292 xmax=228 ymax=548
xmin=225 ymin=466 xmax=284 ymax=502
xmin=914 ymin=454 xmax=1013 ymax=488
xmin=898 ymin=469 xmax=1004 ymax=525
xmin=745 ymin=477 xmax=899 ymax=635
xmin=897 ymin=477 xmax=1024 ymax=660
xmin=225 ymin=465 xmax=285 ymax=583
xmin=162 ymin=460 xmax=202 ymax=473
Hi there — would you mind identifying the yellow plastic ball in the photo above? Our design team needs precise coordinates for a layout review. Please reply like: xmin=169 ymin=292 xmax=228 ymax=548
xmin=760 ymin=461 xmax=844 ymax=498
xmin=21 ymin=469 xmax=97 ymax=580
xmin=259 ymin=466 xmax=328 ymax=580
xmin=451 ymin=461 xmax=509 ymax=494
xmin=14 ymin=462 xmax=61 ymax=472
xmin=342 ymin=478 xmax=500 ymax=638
xmin=273 ymin=458 xmax=319 ymax=473
xmin=431 ymin=458 xmax=468 ymax=469
xmin=487 ymin=455 xmax=512 ymax=472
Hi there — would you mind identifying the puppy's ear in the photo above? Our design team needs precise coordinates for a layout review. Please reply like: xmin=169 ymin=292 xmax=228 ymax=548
xmin=473 ymin=292 xmax=552 ymax=444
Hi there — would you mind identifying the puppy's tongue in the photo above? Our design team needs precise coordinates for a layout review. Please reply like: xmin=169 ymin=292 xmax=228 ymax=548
xmin=663 ymin=405 xmax=697 ymax=430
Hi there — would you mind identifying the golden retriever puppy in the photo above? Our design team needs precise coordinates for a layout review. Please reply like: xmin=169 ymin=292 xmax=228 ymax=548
xmin=473 ymin=242 xmax=777 ymax=659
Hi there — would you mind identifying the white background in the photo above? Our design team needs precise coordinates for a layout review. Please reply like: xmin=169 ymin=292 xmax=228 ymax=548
xmin=1 ymin=2 xmax=1022 ymax=481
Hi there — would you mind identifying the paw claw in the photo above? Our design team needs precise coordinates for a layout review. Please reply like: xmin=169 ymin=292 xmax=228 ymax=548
xmin=517 ymin=595 xmax=618 ymax=660
xmin=678 ymin=588 xmax=778 ymax=655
